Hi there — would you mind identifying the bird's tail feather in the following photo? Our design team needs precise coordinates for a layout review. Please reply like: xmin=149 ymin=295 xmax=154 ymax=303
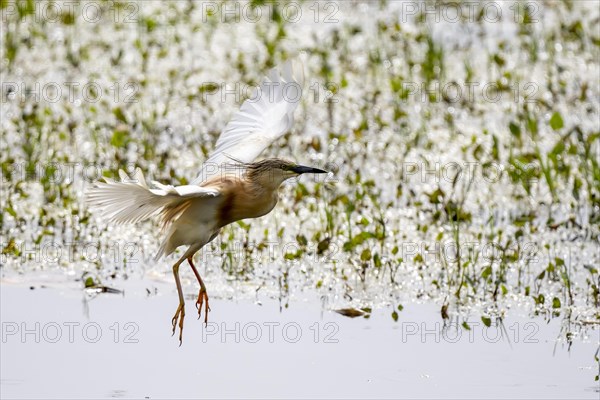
xmin=87 ymin=168 xmax=198 ymax=260
xmin=86 ymin=167 xmax=180 ymax=226
xmin=154 ymin=236 xmax=175 ymax=261
xmin=153 ymin=200 xmax=194 ymax=260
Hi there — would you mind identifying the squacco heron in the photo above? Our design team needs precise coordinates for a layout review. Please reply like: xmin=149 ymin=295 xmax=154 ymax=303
xmin=86 ymin=60 xmax=327 ymax=344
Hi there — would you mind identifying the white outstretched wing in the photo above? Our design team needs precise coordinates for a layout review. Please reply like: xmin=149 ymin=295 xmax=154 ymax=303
xmin=87 ymin=168 xmax=219 ymax=226
xmin=191 ymin=60 xmax=304 ymax=184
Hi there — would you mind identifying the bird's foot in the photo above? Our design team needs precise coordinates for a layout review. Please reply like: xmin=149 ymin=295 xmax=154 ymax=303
xmin=195 ymin=287 xmax=211 ymax=325
xmin=171 ymin=302 xmax=185 ymax=345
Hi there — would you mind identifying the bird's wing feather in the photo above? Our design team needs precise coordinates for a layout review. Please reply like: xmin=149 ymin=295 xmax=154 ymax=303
xmin=86 ymin=168 xmax=220 ymax=226
xmin=150 ymin=181 xmax=220 ymax=197
xmin=191 ymin=59 xmax=304 ymax=184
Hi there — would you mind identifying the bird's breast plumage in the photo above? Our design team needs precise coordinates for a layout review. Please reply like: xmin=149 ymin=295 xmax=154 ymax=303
xmin=214 ymin=179 xmax=278 ymax=228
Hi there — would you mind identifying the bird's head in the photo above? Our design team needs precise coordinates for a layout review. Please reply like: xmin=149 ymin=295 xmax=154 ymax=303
xmin=245 ymin=158 xmax=327 ymax=189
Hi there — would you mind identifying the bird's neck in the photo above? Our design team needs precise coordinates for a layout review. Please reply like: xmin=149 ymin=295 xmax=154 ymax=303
xmin=216 ymin=180 xmax=279 ymax=227
xmin=249 ymin=172 xmax=289 ymax=192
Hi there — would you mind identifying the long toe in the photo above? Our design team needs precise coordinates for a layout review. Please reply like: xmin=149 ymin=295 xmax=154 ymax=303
xmin=204 ymin=301 xmax=210 ymax=325
xmin=203 ymin=292 xmax=210 ymax=325
xmin=178 ymin=307 xmax=185 ymax=345
xmin=171 ymin=312 xmax=178 ymax=335
xmin=171 ymin=303 xmax=185 ymax=343
xmin=196 ymin=296 xmax=203 ymax=318
xmin=196 ymin=289 xmax=208 ymax=320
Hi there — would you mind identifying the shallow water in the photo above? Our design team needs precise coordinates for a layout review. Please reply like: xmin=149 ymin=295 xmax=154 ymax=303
xmin=1 ymin=276 xmax=597 ymax=399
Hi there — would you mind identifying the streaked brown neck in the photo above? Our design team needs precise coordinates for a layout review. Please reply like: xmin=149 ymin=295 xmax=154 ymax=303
xmin=216 ymin=178 xmax=279 ymax=228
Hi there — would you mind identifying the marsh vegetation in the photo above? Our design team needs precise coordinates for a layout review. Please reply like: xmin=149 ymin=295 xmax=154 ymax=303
xmin=1 ymin=0 xmax=599 ymax=383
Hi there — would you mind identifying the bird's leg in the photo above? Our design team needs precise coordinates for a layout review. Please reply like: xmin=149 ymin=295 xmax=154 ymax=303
xmin=188 ymin=257 xmax=210 ymax=325
xmin=171 ymin=258 xmax=186 ymax=345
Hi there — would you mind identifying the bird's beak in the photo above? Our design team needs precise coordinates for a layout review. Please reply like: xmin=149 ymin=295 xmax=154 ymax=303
xmin=291 ymin=165 xmax=328 ymax=174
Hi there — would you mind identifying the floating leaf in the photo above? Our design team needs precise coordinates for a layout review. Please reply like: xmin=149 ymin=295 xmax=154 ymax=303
xmin=509 ymin=121 xmax=521 ymax=137
xmin=317 ymin=238 xmax=330 ymax=255
xmin=84 ymin=277 xmax=96 ymax=288
xmin=552 ymin=297 xmax=561 ymax=309
xmin=296 ymin=234 xmax=308 ymax=246
xmin=373 ymin=253 xmax=382 ymax=268
xmin=427 ymin=188 xmax=445 ymax=204
xmin=481 ymin=266 xmax=493 ymax=279
xmin=110 ymin=129 xmax=130 ymax=148
xmin=284 ymin=251 xmax=301 ymax=260
xmin=441 ymin=304 xmax=449 ymax=320
xmin=535 ymin=294 xmax=545 ymax=305
xmin=360 ymin=249 xmax=371 ymax=262
xmin=549 ymin=112 xmax=564 ymax=131
xmin=335 ymin=308 xmax=366 ymax=318
xmin=112 ymin=107 xmax=128 ymax=123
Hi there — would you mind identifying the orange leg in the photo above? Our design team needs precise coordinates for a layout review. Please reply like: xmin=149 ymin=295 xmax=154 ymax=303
xmin=171 ymin=259 xmax=186 ymax=345
xmin=188 ymin=257 xmax=210 ymax=325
